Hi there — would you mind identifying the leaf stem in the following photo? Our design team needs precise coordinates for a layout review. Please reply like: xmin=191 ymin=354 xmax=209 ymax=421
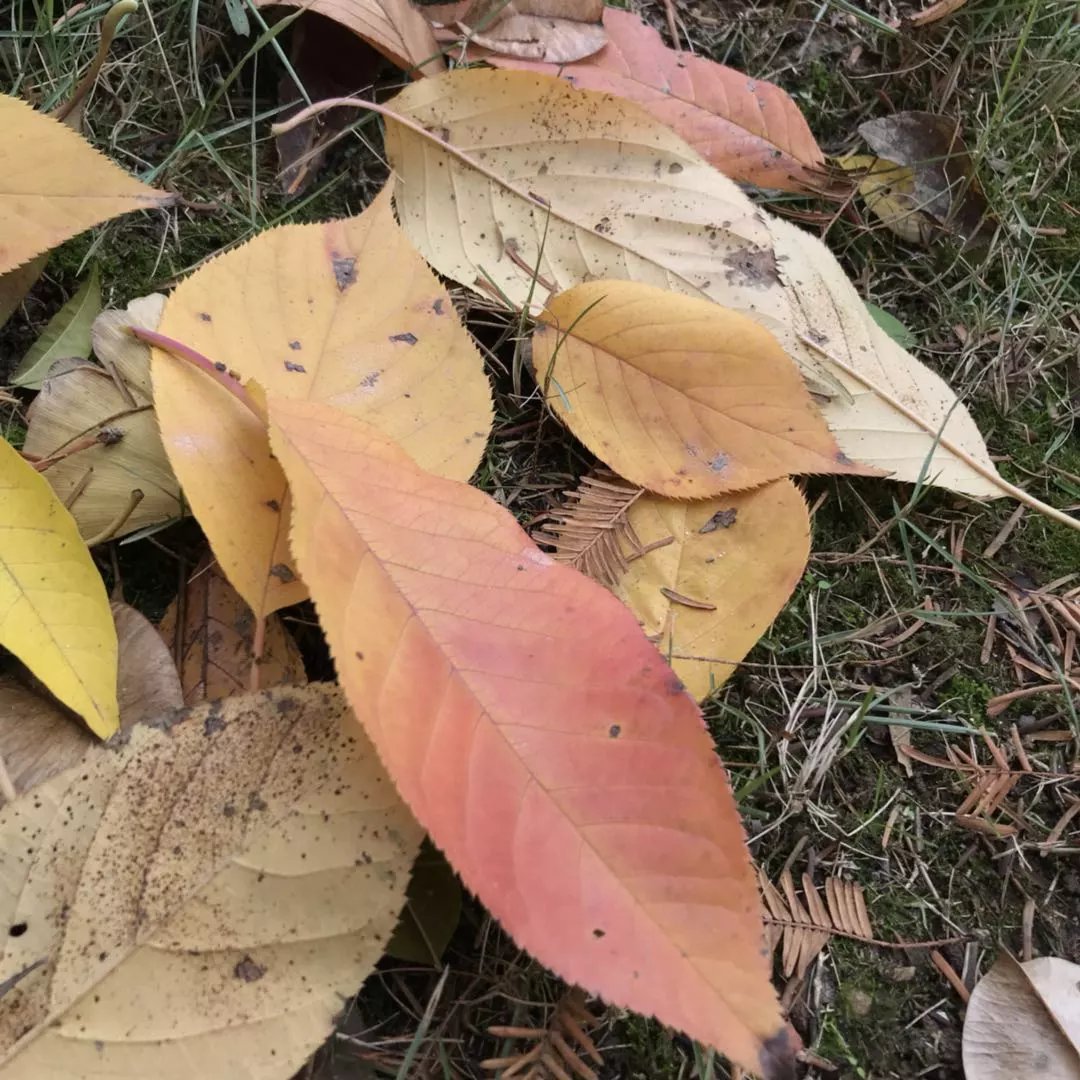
xmin=798 ymin=332 xmax=1080 ymax=533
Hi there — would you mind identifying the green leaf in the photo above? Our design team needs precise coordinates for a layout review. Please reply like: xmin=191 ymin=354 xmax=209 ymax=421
xmin=386 ymin=840 xmax=462 ymax=965
xmin=865 ymin=302 xmax=916 ymax=349
xmin=12 ymin=266 xmax=102 ymax=389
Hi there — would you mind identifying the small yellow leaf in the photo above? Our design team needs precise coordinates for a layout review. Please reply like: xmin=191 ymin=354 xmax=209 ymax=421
xmin=0 ymin=683 xmax=422 ymax=1077
xmin=834 ymin=154 xmax=934 ymax=245
xmin=0 ymin=438 xmax=118 ymax=736
xmin=151 ymin=185 xmax=492 ymax=620
xmin=0 ymin=94 xmax=173 ymax=275
xmin=613 ymin=481 xmax=810 ymax=699
xmin=534 ymin=280 xmax=868 ymax=495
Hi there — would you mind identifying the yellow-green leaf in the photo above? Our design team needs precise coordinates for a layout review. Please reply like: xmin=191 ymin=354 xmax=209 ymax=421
xmin=12 ymin=266 xmax=102 ymax=389
xmin=0 ymin=438 xmax=118 ymax=736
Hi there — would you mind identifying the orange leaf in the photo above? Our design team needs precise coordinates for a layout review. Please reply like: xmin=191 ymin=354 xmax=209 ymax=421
xmin=151 ymin=187 xmax=492 ymax=620
xmin=268 ymin=397 xmax=796 ymax=1078
xmin=476 ymin=7 xmax=829 ymax=194
xmin=255 ymin=0 xmax=445 ymax=76
xmin=534 ymin=280 xmax=868 ymax=495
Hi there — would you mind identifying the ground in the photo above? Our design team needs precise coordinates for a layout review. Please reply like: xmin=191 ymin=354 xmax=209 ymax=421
xmin=2 ymin=0 xmax=1079 ymax=1077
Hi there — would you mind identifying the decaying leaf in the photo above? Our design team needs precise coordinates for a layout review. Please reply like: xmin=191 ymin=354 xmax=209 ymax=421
xmin=0 ymin=683 xmax=423 ymax=1077
xmin=385 ymin=840 xmax=462 ymax=965
xmin=158 ymin=557 xmax=306 ymax=704
xmin=11 ymin=268 xmax=102 ymax=389
xmin=23 ymin=293 xmax=183 ymax=544
xmin=381 ymin=69 xmax=1017 ymax=504
xmin=441 ymin=0 xmax=608 ymax=64
xmin=0 ymin=437 xmax=118 ymax=737
xmin=254 ymin=0 xmax=444 ymax=76
xmin=151 ymin=186 xmax=493 ymax=620
xmin=963 ymin=953 xmax=1080 ymax=1080
xmin=758 ymin=868 xmax=874 ymax=981
xmin=534 ymin=281 xmax=868 ymax=495
xmin=612 ymin=481 xmax=811 ymax=700
xmin=268 ymin=398 xmax=796 ymax=1078
xmin=0 ymin=602 xmax=182 ymax=795
xmin=470 ymin=7 xmax=830 ymax=193
xmin=0 ymin=257 xmax=47 ymax=330
xmin=834 ymin=154 xmax=936 ymax=245
xmin=858 ymin=112 xmax=992 ymax=243
xmin=0 ymin=93 xmax=174 ymax=275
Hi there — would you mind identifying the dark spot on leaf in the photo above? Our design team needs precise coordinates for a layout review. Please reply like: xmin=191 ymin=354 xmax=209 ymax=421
xmin=288 ymin=340 xmax=301 ymax=350
xmin=248 ymin=792 xmax=268 ymax=812
xmin=708 ymin=452 xmax=729 ymax=472
xmin=234 ymin=956 xmax=266 ymax=982
xmin=214 ymin=362 xmax=227 ymax=372
xmin=222 ymin=803 xmax=236 ymax=818
xmin=8 ymin=922 xmax=27 ymax=938
xmin=592 ymin=928 xmax=605 ymax=938
xmin=666 ymin=674 xmax=686 ymax=696
xmin=722 ymin=247 xmax=779 ymax=288
xmin=432 ymin=298 xmax=445 ymax=315
xmin=265 ymin=499 xmax=280 ymax=512
xmin=284 ymin=361 xmax=306 ymax=373
xmin=332 ymin=253 xmax=357 ymax=291
xmin=609 ymin=724 xmax=621 ymax=738
xmin=204 ymin=708 xmax=226 ymax=736
xmin=836 ymin=450 xmax=854 ymax=465
xmin=668 ymin=162 xmax=683 ymax=174
xmin=270 ymin=563 xmax=296 ymax=583
xmin=198 ymin=312 xmax=212 ymax=322
xmin=97 ymin=427 xmax=123 ymax=447
xmin=355 ymin=651 xmax=364 ymax=661
xmin=594 ymin=217 xmax=613 ymax=235
xmin=700 ymin=508 xmax=738 ymax=533
xmin=360 ymin=370 xmax=380 ymax=388
xmin=389 ymin=332 xmax=418 ymax=345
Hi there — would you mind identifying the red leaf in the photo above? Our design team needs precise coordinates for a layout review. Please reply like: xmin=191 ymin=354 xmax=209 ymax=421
xmin=269 ymin=398 xmax=796 ymax=1078
xmin=480 ymin=7 xmax=830 ymax=194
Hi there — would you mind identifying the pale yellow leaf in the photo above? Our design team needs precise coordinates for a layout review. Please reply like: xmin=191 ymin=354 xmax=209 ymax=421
xmin=464 ymin=13 xmax=607 ymax=62
xmin=613 ymin=481 xmax=810 ymax=700
xmin=22 ymin=294 xmax=183 ymax=543
xmin=963 ymin=953 xmax=1080 ymax=1080
xmin=151 ymin=185 xmax=492 ymax=619
xmin=0 ymin=683 xmax=422 ymax=1078
xmin=382 ymin=69 xmax=1009 ymax=501
xmin=834 ymin=154 xmax=935 ymax=245
xmin=0 ymin=94 xmax=173 ymax=275
xmin=0 ymin=438 xmax=117 ymax=736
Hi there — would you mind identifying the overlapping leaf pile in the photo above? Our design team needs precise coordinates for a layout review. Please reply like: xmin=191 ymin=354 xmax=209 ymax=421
xmin=1 ymin=3 xmax=1078 ymax=1078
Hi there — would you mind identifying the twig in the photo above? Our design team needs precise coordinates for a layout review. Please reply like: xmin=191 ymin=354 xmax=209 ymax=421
xmin=85 ymin=488 xmax=143 ymax=546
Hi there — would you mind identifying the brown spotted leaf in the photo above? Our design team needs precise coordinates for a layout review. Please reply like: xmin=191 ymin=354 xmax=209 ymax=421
xmin=0 ymin=683 xmax=422 ymax=1077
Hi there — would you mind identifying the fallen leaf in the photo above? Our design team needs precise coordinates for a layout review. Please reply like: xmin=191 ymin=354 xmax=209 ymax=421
xmin=386 ymin=840 xmax=462 ymax=965
xmin=834 ymin=153 xmax=936 ymax=245
xmin=467 ymin=7 xmax=830 ymax=193
xmin=533 ymin=280 xmax=868 ymax=495
xmin=858 ymin=112 xmax=991 ymax=243
xmin=907 ymin=0 xmax=969 ymax=28
xmin=268 ymin=398 xmax=796 ymax=1079
xmin=0 ymin=683 xmax=422 ymax=1076
xmin=0 ymin=437 xmax=117 ymax=737
xmin=254 ymin=0 xmax=444 ymax=76
xmin=0 ymin=93 xmax=174 ymax=275
xmin=151 ymin=186 xmax=492 ymax=620
xmin=158 ymin=557 xmax=306 ymax=704
xmin=864 ymin=302 xmax=916 ymax=349
xmin=12 ymin=266 xmax=102 ymax=389
xmin=0 ymin=257 xmax=47 ymax=330
xmin=449 ymin=0 xmax=607 ymax=63
xmin=963 ymin=952 xmax=1080 ymax=1079
xmin=0 ymin=602 xmax=182 ymax=795
xmin=22 ymin=293 xmax=183 ymax=544
xmin=382 ymin=69 xmax=1011 ymax=502
xmin=612 ymin=481 xmax=811 ymax=700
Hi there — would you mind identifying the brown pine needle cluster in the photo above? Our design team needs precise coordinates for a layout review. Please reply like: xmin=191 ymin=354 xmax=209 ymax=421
xmin=481 ymin=987 xmax=604 ymax=1080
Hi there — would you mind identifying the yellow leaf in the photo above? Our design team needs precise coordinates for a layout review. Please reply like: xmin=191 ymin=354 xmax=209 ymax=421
xmin=834 ymin=154 xmax=935 ymax=245
xmin=0 ymin=438 xmax=117 ymax=736
xmin=380 ymin=70 xmax=1012 ymax=503
xmin=613 ymin=481 xmax=811 ymax=700
xmin=158 ymin=556 xmax=306 ymax=703
xmin=0 ymin=684 xmax=422 ymax=1077
xmin=0 ymin=94 xmax=173 ymax=275
xmin=22 ymin=294 xmax=183 ymax=544
xmin=151 ymin=185 xmax=493 ymax=618
xmin=534 ymin=280 xmax=869 ymax=494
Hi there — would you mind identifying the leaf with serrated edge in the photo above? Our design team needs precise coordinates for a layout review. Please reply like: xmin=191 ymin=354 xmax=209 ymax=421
xmin=0 ymin=94 xmax=173 ymax=275
xmin=12 ymin=267 xmax=102 ymax=389
xmin=159 ymin=557 xmax=306 ymax=704
xmin=0 ymin=438 xmax=117 ymax=736
xmin=613 ymin=481 xmax=810 ymax=700
xmin=535 ymin=281 xmax=869 ymax=495
xmin=0 ymin=683 xmax=422 ymax=1078
xmin=476 ymin=7 xmax=828 ymax=193
xmin=268 ymin=397 xmax=795 ymax=1079
xmin=152 ymin=186 xmax=493 ymax=619
xmin=382 ymin=69 xmax=1027 ymax=507
xmin=254 ymin=0 xmax=444 ymax=75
